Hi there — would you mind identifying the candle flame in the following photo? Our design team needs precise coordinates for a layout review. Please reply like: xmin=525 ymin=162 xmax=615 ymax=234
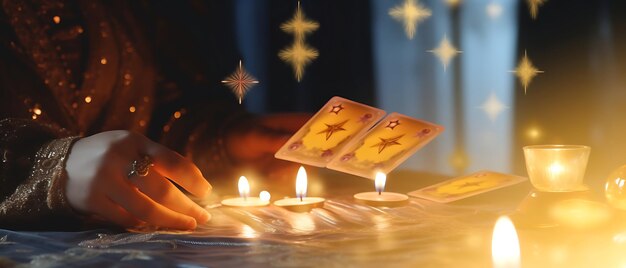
xmin=296 ymin=166 xmax=307 ymax=201
xmin=259 ymin=190 xmax=271 ymax=202
xmin=238 ymin=176 xmax=250 ymax=201
xmin=548 ymin=162 xmax=564 ymax=177
xmin=492 ymin=216 xmax=520 ymax=268
xmin=375 ymin=172 xmax=386 ymax=195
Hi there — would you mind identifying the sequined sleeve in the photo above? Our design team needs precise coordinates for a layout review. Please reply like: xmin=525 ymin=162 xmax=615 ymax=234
xmin=0 ymin=118 xmax=81 ymax=230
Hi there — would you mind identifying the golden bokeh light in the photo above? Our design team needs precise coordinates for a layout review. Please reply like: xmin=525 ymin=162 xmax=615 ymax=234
xmin=428 ymin=35 xmax=461 ymax=70
xmin=389 ymin=0 xmax=432 ymax=40
xmin=511 ymin=51 xmax=543 ymax=94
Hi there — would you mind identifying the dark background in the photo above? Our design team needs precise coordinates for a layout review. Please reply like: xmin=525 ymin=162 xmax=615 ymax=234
xmin=151 ymin=0 xmax=626 ymax=188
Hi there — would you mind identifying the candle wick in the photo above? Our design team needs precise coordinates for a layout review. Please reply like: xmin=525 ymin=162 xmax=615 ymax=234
xmin=300 ymin=196 xmax=303 ymax=202
xmin=243 ymin=195 xmax=247 ymax=202
xmin=378 ymin=190 xmax=382 ymax=195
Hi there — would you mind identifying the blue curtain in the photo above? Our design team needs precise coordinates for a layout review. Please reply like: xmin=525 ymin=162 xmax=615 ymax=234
xmin=371 ymin=0 xmax=518 ymax=175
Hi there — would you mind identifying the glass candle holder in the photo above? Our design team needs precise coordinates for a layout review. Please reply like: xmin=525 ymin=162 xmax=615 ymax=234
xmin=604 ymin=165 xmax=626 ymax=210
xmin=523 ymin=145 xmax=590 ymax=192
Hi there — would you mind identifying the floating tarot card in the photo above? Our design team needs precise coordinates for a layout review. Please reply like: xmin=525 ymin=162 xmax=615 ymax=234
xmin=275 ymin=96 xmax=385 ymax=167
xmin=407 ymin=170 xmax=527 ymax=203
xmin=327 ymin=113 xmax=444 ymax=179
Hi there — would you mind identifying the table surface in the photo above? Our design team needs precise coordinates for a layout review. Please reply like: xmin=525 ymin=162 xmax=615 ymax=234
xmin=1 ymin=169 xmax=625 ymax=267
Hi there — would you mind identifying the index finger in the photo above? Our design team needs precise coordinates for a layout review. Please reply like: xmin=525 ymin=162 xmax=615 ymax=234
xmin=106 ymin=177 xmax=197 ymax=230
xmin=140 ymin=138 xmax=211 ymax=198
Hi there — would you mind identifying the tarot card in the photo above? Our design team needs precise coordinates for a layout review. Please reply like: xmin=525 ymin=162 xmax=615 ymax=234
xmin=407 ymin=170 xmax=528 ymax=203
xmin=327 ymin=113 xmax=444 ymax=178
xmin=275 ymin=96 xmax=385 ymax=167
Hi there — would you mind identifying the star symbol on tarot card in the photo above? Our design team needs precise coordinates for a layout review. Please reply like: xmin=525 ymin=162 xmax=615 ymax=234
xmin=221 ymin=60 xmax=259 ymax=104
xmin=317 ymin=120 xmax=348 ymax=141
xmin=457 ymin=181 xmax=484 ymax=189
xmin=389 ymin=0 xmax=432 ymax=40
xmin=330 ymin=104 xmax=344 ymax=115
xmin=386 ymin=120 xmax=401 ymax=130
xmin=526 ymin=0 xmax=546 ymax=19
xmin=510 ymin=51 xmax=543 ymax=94
xmin=280 ymin=1 xmax=319 ymax=41
xmin=371 ymin=134 xmax=404 ymax=154
xmin=428 ymin=35 xmax=461 ymax=70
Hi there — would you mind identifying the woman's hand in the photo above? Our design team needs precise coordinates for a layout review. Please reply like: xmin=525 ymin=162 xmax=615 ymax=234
xmin=65 ymin=130 xmax=212 ymax=230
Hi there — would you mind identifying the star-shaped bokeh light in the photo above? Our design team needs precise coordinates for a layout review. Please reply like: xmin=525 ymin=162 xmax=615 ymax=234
xmin=428 ymin=35 xmax=461 ymax=70
xmin=527 ymin=0 xmax=546 ymax=19
xmin=279 ymin=2 xmax=319 ymax=82
xmin=511 ymin=51 xmax=543 ymax=94
xmin=280 ymin=1 xmax=319 ymax=41
xmin=389 ymin=0 xmax=432 ymax=40
xmin=221 ymin=60 xmax=259 ymax=104
xmin=479 ymin=92 xmax=509 ymax=122
xmin=449 ymin=149 xmax=470 ymax=175
xmin=486 ymin=2 xmax=503 ymax=19
xmin=279 ymin=41 xmax=319 ymax=82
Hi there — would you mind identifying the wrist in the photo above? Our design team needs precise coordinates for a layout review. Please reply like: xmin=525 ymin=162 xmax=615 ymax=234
xmin=38 ymin=136 xmax=82 ymax=214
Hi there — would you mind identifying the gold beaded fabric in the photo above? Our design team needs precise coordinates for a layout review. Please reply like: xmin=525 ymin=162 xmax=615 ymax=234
xmin=0 ymin=119 xmax=80 ymax=229
xmin=0 ymin=0 xmax=156 ymax=230
xmin=0 ymin=0 xmax=155 ymax=134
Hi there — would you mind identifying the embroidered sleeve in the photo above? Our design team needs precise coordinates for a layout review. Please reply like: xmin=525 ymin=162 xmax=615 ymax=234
xmin=0 ymin=118 xmax=81 ymax=230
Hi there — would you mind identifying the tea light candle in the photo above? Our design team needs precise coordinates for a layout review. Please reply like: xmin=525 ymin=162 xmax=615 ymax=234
xmin=274 ymin=166 xmax=325 ymax=212
xmin=221 ymin=176 xmax=269 ymax=207
xmin=354 ymin=172 xmax=408 ymax=207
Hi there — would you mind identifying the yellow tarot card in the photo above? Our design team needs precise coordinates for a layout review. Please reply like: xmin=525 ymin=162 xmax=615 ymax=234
xmin=275 ymin=96 xmax=385 ymax=167
xmin=326 ymin=113 xmax=444 ymax=178
xmin=407 ymin=170 xmax=527 ymax=203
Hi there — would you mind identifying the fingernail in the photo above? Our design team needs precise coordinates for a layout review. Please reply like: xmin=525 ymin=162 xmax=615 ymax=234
xmin=204 ymin=185 xmax=212 ymax=197
xmin=198 ymin=210 xmax=210 ymax=223
xmin=187 ymin=218 xmax=197 ymax=230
